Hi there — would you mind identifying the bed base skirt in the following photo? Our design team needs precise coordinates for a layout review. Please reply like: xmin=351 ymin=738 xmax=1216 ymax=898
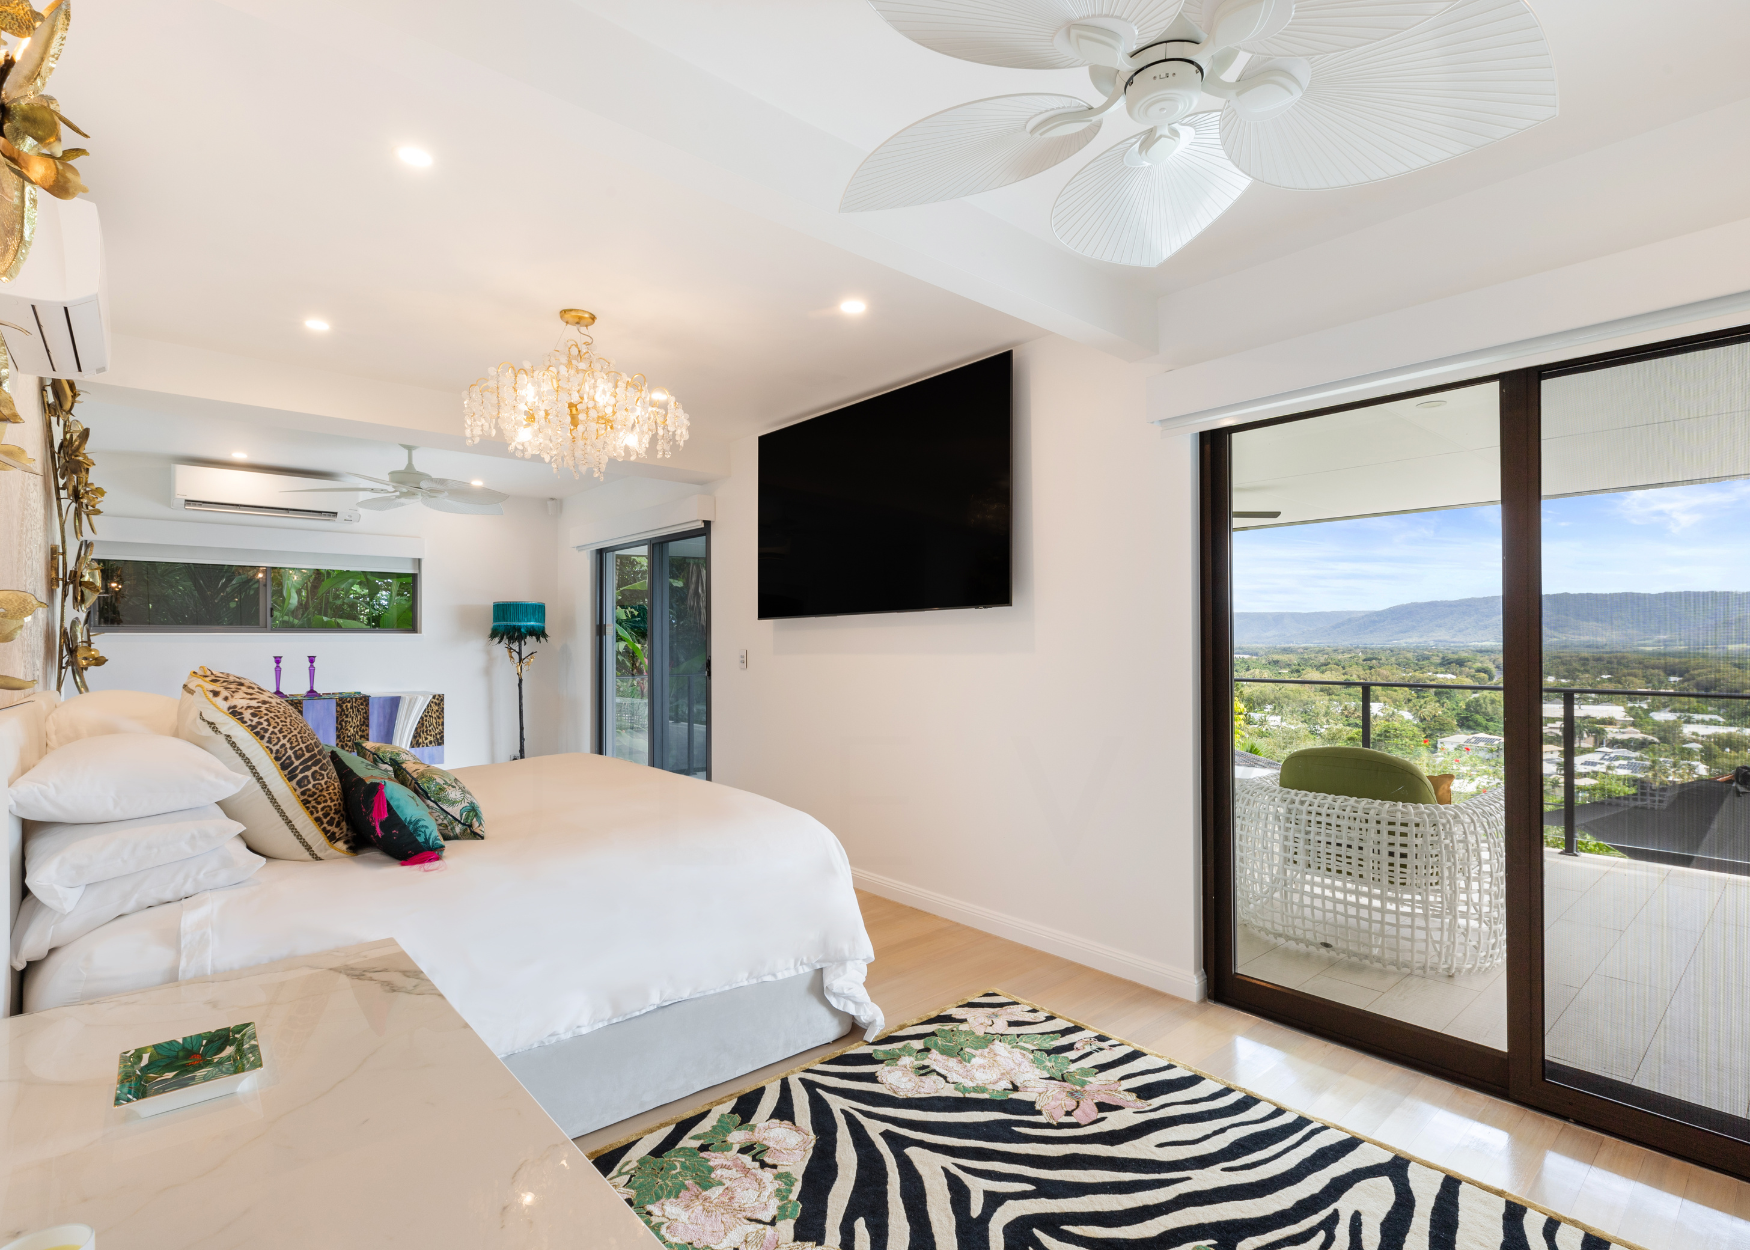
xmin=502 ymin=968 xmax=852 ymax=1139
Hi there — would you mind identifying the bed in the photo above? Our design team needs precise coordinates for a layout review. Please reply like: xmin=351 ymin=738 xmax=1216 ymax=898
xmin=2 ymin=691 xmax=883 ymax=1136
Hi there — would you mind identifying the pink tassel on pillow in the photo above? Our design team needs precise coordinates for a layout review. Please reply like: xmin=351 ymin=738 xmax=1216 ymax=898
xmin=369 ymin=786 xmax=390 ymax=841
xmin=402 ymin=850 xmax=442 ymax=867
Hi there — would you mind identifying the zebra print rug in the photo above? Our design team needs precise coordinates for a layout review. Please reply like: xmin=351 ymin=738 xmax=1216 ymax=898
xmin=590 ymin=990 xmax=1630 ymax=1250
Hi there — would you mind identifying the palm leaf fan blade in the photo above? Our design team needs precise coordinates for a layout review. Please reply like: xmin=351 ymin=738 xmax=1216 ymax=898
xmin=1218 ymin=0 xmax=1557 ymax=189
xmin=1052 ymin=115 xmax=1249 ymax=267
xmin=842 ymin=93 xmax=1101 ymax=212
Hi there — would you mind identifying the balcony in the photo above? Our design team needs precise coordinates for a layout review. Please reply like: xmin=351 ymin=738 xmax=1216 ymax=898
xmin=1234 ymin=676 xmax=1750 ymax=1124
xmin=1238 ymin=847 xmax=1750 ymax=1126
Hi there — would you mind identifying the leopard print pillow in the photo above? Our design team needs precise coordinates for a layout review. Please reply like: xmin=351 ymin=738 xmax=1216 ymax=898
xmin=177 ymin=668 xmax=353 ymax=861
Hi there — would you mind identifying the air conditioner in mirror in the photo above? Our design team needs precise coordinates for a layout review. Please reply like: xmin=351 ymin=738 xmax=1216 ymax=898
xmin=0 ymin=194 xmax=108 ymax=378
xmin=173 ymin=465 xmax=362 ymax=524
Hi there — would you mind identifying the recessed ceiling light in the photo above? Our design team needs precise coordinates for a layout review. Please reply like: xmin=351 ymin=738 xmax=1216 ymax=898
xmin=397 ymin=146 xmax=433 ymax=167
xmin=469 ymin=479 xmax=483 ymax=487
xmin=1416 ymin=399 xmax=1446 ymax=408
xmin=304 ymin=318 xmax=330 ymax=332
xmin=231 ymin=451 xmax=248 ymax=459
xmin=839 ymin=299 xmax=867 ymax=315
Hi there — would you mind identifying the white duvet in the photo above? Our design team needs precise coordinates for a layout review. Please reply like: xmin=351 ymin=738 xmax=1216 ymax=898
xmin=22 ymin=753 xmax=883 ymax=1055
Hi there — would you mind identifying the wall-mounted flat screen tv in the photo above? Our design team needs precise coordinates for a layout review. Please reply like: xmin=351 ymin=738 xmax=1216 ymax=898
xmin=758 ymin=351 xmax=1012 ymax=620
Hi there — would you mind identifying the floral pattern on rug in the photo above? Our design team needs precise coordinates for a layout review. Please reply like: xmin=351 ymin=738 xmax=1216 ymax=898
xmin=607 ymin=1112 xmax=821 ymax=1249
xmin=593 ymin=993 xmax=1622 ymax=1250
xmin=870 ymin=1019 xmax=1149 ymax=1125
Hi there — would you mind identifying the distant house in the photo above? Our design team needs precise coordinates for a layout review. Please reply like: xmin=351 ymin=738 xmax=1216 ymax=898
xmin=1368 ymin=702 xmax=1416 ymax=721
xmin=1438 ymin=733 xmax=1504 ymax=757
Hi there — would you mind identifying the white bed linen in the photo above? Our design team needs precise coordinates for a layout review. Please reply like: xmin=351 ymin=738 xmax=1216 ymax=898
xmin=22 ymin=753 xmax=883 ymax=1055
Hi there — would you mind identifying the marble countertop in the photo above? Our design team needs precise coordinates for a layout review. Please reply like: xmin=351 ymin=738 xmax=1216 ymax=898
xmin=0 ymin=939 xmax=654 ymax=1248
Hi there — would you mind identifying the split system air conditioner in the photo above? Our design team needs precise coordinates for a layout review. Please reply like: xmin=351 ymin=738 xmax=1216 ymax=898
xmin=0 ymin=193 xmax=108 ymax=379
xmin=173 ymin=465 xmax=361 ymax=524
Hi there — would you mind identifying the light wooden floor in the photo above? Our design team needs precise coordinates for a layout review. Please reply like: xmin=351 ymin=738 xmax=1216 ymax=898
xmin=576 ymin=889 xmax=1750 ymax=1249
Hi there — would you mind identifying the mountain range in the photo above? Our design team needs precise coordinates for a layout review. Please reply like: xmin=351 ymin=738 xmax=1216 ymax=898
xmin=1235 ymin=592 xmax=1750 ymax=648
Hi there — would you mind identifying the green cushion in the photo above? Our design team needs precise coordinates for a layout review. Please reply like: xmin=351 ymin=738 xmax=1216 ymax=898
xmin=1279 ymin=746 xmax=1438 ymax=805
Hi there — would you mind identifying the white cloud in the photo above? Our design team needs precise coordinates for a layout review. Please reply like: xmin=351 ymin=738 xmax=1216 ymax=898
xmin=1614 ymin=481 xmax=1750 ymax=533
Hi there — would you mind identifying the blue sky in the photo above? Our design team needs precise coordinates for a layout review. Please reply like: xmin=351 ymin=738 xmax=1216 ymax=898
xmin=1233 ymin=481 xmax=1750 ymax=614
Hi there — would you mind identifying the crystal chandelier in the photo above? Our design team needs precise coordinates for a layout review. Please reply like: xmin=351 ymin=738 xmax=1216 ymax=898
xmin=462 ymin=309 xmax=689 ymax=479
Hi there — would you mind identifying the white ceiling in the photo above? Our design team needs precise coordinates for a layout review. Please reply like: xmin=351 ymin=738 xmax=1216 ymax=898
xmin=77 ymin=395 xmax=603 ymax=500
xmin=570 ymin=0 xmax=1750 ymax=294
xmin=40 ymin=0 xmax=1750 ymax=495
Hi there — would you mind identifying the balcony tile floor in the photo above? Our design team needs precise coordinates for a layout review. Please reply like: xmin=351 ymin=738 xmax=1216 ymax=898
xmin=1239 ymin=850 xmax=1750 ymax=1120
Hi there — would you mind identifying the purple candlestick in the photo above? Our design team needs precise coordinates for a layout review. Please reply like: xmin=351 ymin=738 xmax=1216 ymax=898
xmin=305 ymin=655 xmax=320 ymax=698
xmin=273 ymin=656 xmax=285 ymax=697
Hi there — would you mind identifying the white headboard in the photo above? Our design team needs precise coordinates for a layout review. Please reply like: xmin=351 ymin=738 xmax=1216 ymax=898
xmin=1 ymin=690 xmax=57 ymax=1015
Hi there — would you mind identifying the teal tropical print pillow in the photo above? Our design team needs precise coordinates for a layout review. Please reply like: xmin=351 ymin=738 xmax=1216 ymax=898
xmin=357 ymin=742 xmax=486 ymax=841
xmin=331 ymin=750 xmax=444 ymax=864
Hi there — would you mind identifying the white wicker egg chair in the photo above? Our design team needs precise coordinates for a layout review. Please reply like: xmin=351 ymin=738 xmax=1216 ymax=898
xmin=1234 ymin=774 xmax=1506 ymax=976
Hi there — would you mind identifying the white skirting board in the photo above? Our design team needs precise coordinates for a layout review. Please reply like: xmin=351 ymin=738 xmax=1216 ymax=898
xmin=851 ymin=868 xmax=1205 ymax=1004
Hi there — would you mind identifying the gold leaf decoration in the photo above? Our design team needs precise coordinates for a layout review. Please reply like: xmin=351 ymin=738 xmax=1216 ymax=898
xmin=0 ymin=1 xmax=36 ymax=39
xmin=0 ymin=382 xmax=19 ymax=422
xmin=0 ymin=674 xmax=35 ymax=690
xmin=0 ymin=439 xmax=37 ymax=472
xmin=3 ymin=100 xmax=56 ymax=145
xmin=0 ymin=588 xmax=45 ymax=642
xmin=0 ymin=134 xmax=79 ymax=197
xmin=41 ymin=153 xmax=78 ymax=196
xmin=6 ymin=0 xmax=67 ymax=104
xmin=70 ymin=549 xmax=99 ymax=607
xmin=0 ymin=166 xmax=33 ymax=280
xmin=73 ymin=640 xmax=102 ymax=670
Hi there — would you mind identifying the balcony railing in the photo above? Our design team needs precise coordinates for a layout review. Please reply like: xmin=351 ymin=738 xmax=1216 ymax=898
xmin=1234 ymin=676 xmax=1750 ymax=857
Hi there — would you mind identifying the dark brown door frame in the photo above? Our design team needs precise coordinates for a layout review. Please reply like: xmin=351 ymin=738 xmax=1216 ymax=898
xmin=1200 ymin=322 xmax=1750 ymax=1181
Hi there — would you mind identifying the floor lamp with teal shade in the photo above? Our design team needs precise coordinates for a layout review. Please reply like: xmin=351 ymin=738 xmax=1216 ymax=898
xmin=491 ymin=602 xmax=546 ymax=761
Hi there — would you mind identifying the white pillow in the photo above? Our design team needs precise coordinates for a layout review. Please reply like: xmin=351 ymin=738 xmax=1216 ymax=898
xmin=45 ymin=689 xmax=179 ymax=751
xmin=24 ymin=804 xmax=245 ymax=914
xmin=11 ymin=836 xmax=264 ymax=969
xmin=7 ymin=733 xmax=246 ymax=823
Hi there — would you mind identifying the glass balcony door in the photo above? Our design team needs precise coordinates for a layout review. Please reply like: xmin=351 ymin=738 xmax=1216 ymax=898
xmin=1216 ymin=382 xmax=1509 ymax=1085
xmin=1536 ymin=336 xmax=1750 ymax=1142
xmin=598 ymin=528 xmax=710 ymax=778
xmin=1204 ymin=323 xmax=1750 ymax=1177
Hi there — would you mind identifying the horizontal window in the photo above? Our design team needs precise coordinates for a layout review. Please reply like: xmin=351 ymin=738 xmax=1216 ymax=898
xmin=93 ymin=560 xmax=417 ymax=633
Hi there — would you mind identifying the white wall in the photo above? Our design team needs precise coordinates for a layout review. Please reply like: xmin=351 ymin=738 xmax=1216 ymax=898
xmin=562 ymin=336 xmax=1205 ymax=998
xmin=84 ymin=453 xmax=562 ymax=768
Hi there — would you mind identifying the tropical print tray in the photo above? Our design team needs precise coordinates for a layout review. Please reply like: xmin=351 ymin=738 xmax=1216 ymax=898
xmin=114 ymin=1022 xmax=263 ymax=1106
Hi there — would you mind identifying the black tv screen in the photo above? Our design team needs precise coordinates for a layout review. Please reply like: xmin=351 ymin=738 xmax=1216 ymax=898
xmin=759 ymin=351 xmax=1012 ymax=620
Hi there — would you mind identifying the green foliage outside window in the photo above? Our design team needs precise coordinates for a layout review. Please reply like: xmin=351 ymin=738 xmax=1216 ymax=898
xmin=95 ymin=561 xmax=264 ymax=628
xmin=93 ymin=559 xmax=415 ymax=631
xmin=271 ymin=568 xmax=414 ymax=630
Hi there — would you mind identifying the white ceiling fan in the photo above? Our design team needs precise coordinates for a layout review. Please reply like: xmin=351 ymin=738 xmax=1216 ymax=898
xmin=281 ymin=445 xmax=510 ymax=516
xmin=843 ymin=0 xmax=1558 ymax=267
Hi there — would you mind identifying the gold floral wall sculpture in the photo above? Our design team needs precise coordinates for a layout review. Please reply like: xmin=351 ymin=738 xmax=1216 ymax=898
xmin=0 ymin=0 xmax=96 ymax=701
xmin=0 ymin=0 xmax=90 ymax=280
xmin=44 ymin=375 xmax=100 ymax=691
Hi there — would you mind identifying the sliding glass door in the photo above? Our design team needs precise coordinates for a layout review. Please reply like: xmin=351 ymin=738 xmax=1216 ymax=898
xmin=1218 ymin=381 xmax=1509 ymax=1087
xmin=1537 ymin=336 xmax=1750 ymax=1143
xmin=1202 ymin=323 xmax=1750 ymax=1178
xmin=598 ymin=528 xmax=710 ymax=778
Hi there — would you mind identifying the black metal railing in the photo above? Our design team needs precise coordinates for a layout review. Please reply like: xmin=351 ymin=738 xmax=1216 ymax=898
xmin=1235 ymin=676 xmax=1750 ymax=855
